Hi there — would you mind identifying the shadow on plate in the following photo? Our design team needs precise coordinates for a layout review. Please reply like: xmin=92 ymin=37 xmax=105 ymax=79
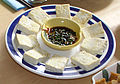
xmin=43 ymin=0 xmax=113 ymax=12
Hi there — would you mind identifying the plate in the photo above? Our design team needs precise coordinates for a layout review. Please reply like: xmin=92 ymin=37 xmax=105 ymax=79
xmin=92 ymin=61 xmax=120 ymax=84
xmin=5 ymin=5 xmax=116 ymax=79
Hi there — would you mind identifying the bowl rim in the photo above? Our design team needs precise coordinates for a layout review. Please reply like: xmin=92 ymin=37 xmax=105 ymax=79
xmin=41 ymin=17 xmax=82 ymax=50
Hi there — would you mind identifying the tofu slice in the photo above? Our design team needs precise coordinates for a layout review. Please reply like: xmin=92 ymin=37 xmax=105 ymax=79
xmin=56 ymin=4 xmax=71 ymax=19
xmin=28 ymin=34 xmax=39 ymax=47
xmin=34 ymin=46 xmax=50 ymax=58
xmin=23 ymin=47 xmax=49 ymax=65
xmin=82 ymin=22 xmax=105 ymax=38
xmin=81 ymin=38 xmax=107 ymax=55
xmin=71 ymin=51 xmax=100 ymax=71
xmin=45 ymin=55 xmax=69 ymax=73
xmin=72 ymin=9 xmax=92 ymax=27
xmin=16 ymin=15 xmax=40 ymax=35
xmin=28 ymin=7 xmax=50 ymax=26
xmin=15 ymin=34 xmax=35 ymax=51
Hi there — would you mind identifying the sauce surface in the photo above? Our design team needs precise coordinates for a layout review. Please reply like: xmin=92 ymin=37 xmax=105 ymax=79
xmin=45 ymin=26 xmax=77 ymax=46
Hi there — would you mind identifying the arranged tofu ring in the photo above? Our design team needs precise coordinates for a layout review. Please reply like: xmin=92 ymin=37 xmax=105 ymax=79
xmin=14 ymin=4 xmax=108 ymax=73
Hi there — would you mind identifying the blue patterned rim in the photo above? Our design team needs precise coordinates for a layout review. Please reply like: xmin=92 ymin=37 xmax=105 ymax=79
xmin=5 ymin=5 xmax=116 ymax=79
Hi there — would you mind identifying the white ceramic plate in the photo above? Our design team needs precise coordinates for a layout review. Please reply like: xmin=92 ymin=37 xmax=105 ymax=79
xmin=5 ymin=5 xmax=116 ymax=79
xmin=92 ymin=61 xmax=120 ymax=84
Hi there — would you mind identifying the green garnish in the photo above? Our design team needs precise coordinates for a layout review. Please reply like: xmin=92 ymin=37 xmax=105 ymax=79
xmin=117 ymin=63 xmax=120 ymax=74
xmin=102 ymin=69 xmax=109 ymax=81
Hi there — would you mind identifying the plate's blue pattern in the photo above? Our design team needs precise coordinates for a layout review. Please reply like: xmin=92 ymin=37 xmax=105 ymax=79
xmin=6 ymin=5 xmax=116 ymax=79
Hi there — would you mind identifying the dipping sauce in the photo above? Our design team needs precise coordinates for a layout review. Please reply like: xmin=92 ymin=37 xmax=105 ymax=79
xmin=44 ymin=26 xmax=77 ymax=46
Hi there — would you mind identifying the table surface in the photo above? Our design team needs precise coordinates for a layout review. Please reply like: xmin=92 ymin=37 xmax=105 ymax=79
xmin=0 ymin=0 xmax=120 ymax=84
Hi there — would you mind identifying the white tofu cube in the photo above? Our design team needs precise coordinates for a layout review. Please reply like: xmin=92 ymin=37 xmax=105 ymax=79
xmin=56 ymin=4 xmax=71 ymax=19
xmin=23 ymin=49 xmax=41 ymax=64
xmin=45 ymin=55 xmax=69 ymax=73
xmin=71 ymin=51 xmax=100 ymax=71
xmin=28 ymin=7 xmax=50 ymax=26
xmin=28 ymin=34 xmax=39 ymax=47
xmin=81 ymin=38 xmax=107 ymax=55
xmin=16 ymin=15 xmax=40 ymax=35
xmin=72 ymin=9 xmax=92 ymax=27
xmin=15 ymin=34 xmax=34 ymax=51
xmin=23 ymin=47 xmax=49 ymax=64
xmin=34 ymin=47 xmax=50 ymax=57
xmin=82 ymin=22 xmax=105 ymax=38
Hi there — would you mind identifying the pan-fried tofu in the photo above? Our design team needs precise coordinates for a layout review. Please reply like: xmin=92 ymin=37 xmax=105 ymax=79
xmin=23 ymin=48 xmax=49 ymax=65
xmin=71 ymin=51 xmax=100 ymax=71
xmin=28 ymin=7 xmax=50 ymax=26
xmin=15 ymin=34 xmax=35 ymax=51
xmin=82 ymin=22 xmax=105 ymax=38
xmin=95 ymin=78 xmax=107 ymax=84
xmin=16 ymin=15 xmax=40 ymax=35
xmin=56 ymin=4 xmax=71 ymax=19
xmin=72 ymin=9 xmax=92 ymax=27
xmin=108 ymin=80 xmax=118 ymax=84
xmin=81 ymin=38 xmax=107 ymax=55
xmin=45 ymin=55 xmax=69 ymax=73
